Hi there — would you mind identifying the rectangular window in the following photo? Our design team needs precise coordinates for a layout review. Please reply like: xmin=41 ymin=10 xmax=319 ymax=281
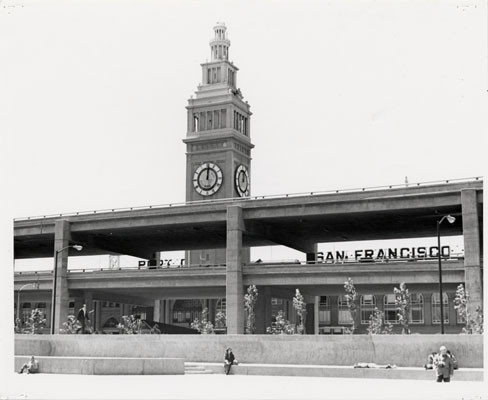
xmin=410 ymin=293 xmax=424 ymax=324
xmin=432 ymin=293 xmax=449 ymax=324
xmin=214 ymin=110 xmax=220 ymax=129
xmin=360 ymin=295 xmax=376 ymax=324
xmin=338 ymin=296 xmax=353 ymax=325
xmin=221 ymin=109 xmax=226 ymax=128
xmin=319 ymin=296 xmax=331 ymax=325
xmin=207 ymin=68 xmax=211 ymax=84
xmin=207 ymin=111 xmax=213 ymax=130
xmin=384 ymin=294 xmax=398 ymax=324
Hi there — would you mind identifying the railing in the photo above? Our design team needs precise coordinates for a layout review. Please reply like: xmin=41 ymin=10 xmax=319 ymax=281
xmin=14 ymin=255 xmax=466 ymax=276
xmin=13 ymin=176 xmax=482 ymax=222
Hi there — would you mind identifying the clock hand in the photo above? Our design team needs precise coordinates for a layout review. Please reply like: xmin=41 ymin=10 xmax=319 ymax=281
xmin=206 ymin=167 xmax=209 ymax=180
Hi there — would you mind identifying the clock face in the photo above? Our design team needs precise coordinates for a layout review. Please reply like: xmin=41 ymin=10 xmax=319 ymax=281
xmin=235 ymin=165 xmax=250 ymax=197
xmin=193 ymin=162 xmax=223 ymax=196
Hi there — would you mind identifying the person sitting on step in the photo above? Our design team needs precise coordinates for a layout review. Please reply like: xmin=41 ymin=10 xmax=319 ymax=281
xmin=19 ymin=355 xmax=39 ymax=374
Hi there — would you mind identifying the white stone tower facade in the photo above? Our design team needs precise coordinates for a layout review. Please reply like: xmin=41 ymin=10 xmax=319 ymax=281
xmin=184 ymin=23 xmax=253 ymax=266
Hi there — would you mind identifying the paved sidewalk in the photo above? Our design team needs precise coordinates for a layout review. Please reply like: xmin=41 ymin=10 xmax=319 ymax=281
xmin=2 ymin=373 xmax=486 ymax=400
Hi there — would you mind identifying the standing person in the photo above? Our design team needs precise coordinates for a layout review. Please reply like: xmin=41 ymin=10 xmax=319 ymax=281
xmin=434 ymin=345 xmax=454 ymax=382
xmin=19 ymin=356 xmax=39 ymax=374
xmin=76 ymin=304 xmax=90 ymax=334
xmin=224 ymin=347 xmax=237 ymax=375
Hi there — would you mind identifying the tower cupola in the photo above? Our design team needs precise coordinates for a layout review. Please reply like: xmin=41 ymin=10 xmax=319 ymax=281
xmin=210 ymin=22 xmax=230 ymax=61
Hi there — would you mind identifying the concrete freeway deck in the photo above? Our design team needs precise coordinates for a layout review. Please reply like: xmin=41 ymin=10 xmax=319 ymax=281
xmin=14 ymin=179 xmax=482 ymax=260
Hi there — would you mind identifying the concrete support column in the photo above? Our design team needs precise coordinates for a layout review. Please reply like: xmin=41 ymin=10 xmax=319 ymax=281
xmin=306 ymin=244 xmax=318 ymax=264
xmin=51 ymin=220 xmax=71 ymax=334
xmin=149 ymin=252 xmax=161 ymax=268
xmin=461 ymin=189 xmax=482 ymax=313
xmin=165 ymin=300 xmax=171 ymax=324
xmin=95 ymin=300 xmax=102 ymax=332
xmin=226 ymin=206 xmax=244 ymax=334
xmin=84 ymin=292 xmax=93 ymax=328
xmin=314 ymin=296 xmax=320 ymax=334
xmin=154 ymin=300 xmax=161 ymax=323
xmin=208 ymin=299 xmax=216 ymax=324
xmin=330 ymin=296 xmax=339 ymax=326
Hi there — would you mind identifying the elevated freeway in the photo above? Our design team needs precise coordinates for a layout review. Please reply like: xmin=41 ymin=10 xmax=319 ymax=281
xmin=13 ymin=178 xmax=483 ymax=334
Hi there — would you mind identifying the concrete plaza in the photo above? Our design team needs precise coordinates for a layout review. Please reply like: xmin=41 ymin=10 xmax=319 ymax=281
xmin=2 ymin=373 xmax=487 ymax=400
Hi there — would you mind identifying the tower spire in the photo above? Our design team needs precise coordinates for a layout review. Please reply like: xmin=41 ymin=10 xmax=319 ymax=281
xmin=210 ymin=22 xmax=230 ymax=61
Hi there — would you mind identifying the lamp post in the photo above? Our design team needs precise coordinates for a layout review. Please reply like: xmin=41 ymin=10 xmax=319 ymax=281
xmin=437 ymin=214 xmax=456 ymax=334
xmin=16 ymin=282 xmax=40 ymax=322
xmin=51 ymin=244 xmax=83 ymax=334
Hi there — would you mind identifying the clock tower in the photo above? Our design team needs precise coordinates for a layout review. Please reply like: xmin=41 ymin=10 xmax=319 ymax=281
xmin=184 ymin=23 xmax=253 ymax=266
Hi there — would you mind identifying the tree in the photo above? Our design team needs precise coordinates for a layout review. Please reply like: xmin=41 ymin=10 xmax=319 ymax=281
xmin=244 ymin=285 xmax=258 ymax=334
xmin=454 ymin=284 xmax=484 ymax=334
xmin=266 ymin=310 xmax=295 ymax=335
xmin=367 ymin=307 xmax=392 ymax=335
xmin=60 ymin=315 xmax=82 ymax=334
xmin=117 ymin=315 xmax=142 ymax=334
xmin=215 ymin=311 xmax=226 ymax=330
xmin=394 ymin=282 xmax=411 ymax=334
xmin=343 ymin=278 xmax=358 ymax=334
xmin=190 ymin=308 xmax=214 ymax=334
xmin=24 ymin=308 xmax=46 ymax=334
xmin=293 ymin=289 xmax=307 ymax=334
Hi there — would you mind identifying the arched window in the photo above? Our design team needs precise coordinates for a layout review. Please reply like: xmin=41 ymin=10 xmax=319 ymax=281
xmin=360 ymin=295 xmax=376 ymax=324
xmin=410 ymin=293 xmax=424 ymax=324
xmin=319 ymin=296 xmax=331 ymax=325
xmin=338 ymin=295 xmax=353 ymax=325
xmin=383 ymin=294 xmax=398 ymax=324
xmin=432 ymin=293 xmax=449 ymax=324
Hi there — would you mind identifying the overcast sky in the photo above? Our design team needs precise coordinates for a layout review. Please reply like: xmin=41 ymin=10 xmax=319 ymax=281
xmin=2 ymin=0 xmax=486 ymax=270
xmin=1 ymin=1 xmax=487 ymax=396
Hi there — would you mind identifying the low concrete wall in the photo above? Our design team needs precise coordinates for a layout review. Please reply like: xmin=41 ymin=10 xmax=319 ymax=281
xmin=15 ymin=334 xmax=483 ymax=368
xmin=15 ymin=356 xmax=184 ymax=375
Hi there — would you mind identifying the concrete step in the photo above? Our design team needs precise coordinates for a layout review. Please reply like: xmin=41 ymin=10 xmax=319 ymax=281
xmin=185 ymin=369 xmax=214 ymax=374
xmin=15 ymin=356 xmax=185 ymax=375
xmin=184 ymin=363 xmax=213 ymax=374
xmin=187 ymin=362 xmax=483 ymax=381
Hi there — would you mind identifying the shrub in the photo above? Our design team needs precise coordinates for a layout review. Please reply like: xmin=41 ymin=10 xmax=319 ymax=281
xmin=190 ymin=308 xmax=214 ymax=334
xmin=454 ymin=284 xmax=484 ymax=334
xmin=266 ymin=310 xmax=295 ymax=334
xmin=60 ymin=315 xmax=82 ymax=334
xmin=367 ymin=307 xmax=392 ymax=335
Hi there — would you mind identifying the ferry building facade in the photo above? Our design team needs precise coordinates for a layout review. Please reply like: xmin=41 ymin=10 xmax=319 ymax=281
xmin=14 ymin=24 xmax=483 ymax=335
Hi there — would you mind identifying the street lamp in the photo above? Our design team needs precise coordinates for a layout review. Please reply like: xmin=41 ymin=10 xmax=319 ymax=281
xmin=437 ymin=215 xmax=456 ymax=334
xmin=51 ymin=244 xmax=83 ymax=334
xmin=16 ymin=282 xmax=40 ymax=322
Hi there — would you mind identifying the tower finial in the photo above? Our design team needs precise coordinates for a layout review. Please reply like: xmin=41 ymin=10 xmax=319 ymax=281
xmin=210 ymin=22 xmax=230 ymax=61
